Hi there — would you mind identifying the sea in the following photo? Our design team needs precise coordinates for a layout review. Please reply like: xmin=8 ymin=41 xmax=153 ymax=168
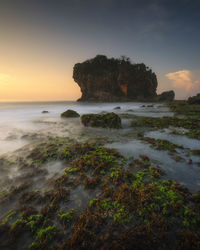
xmin=0 ymin=101 xmax=199 ymax=192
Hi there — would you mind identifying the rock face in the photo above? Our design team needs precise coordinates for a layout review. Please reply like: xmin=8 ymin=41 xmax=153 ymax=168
xmin=61 ymin=109 xmax=80 ymax=118
xmin=81 ymin=113 xmax=122 ymax=129
xmin=188 ymin=93 xmax=200 ymax=104
xmin=157 ymin=90 xmax=175 ymax=102
xmin=73 ymin=55 xmax=158 ymax=102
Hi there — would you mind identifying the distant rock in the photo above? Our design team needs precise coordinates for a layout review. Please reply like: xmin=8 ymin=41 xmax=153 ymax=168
xmin=114 ymin=106 xmax=121 ymax=110
xmin=157 ymin=90 xmax=175 ymax=102
xmin=42 ymin=110 xmax=49 ymax=114
xmin=187 ymin=93 xmax=200 ymax=104
xmin=61 ymin=109 xmax=80 ymax=118
xmin=81 ymin=112 xmax=122 ymax=129
xmin=73 ymin=55 xmax=158 ymax=102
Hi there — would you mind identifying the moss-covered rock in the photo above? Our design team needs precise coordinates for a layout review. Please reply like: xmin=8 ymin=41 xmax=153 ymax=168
xmin=81 ymin=112 xmax=122 ymax=129
xmin=61 ymin=109 xmax=80 ymax=118
xmin=188 ymin=93 xmax=200 ymax=104
xmin=157 ymin=90 xmax=175 ymax=102
xmin=114 ymin=106 xmax=121 ymax=110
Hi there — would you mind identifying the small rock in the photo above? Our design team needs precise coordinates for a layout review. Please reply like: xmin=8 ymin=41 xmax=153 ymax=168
xmin=61 ymin=109 xmax=80 ymax=118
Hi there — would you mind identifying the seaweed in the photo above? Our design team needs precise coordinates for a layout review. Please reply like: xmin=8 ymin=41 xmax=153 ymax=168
xmin=81 ymin=112 xmax=122 ymax=129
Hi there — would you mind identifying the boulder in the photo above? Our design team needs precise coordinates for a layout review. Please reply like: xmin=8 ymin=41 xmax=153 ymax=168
xmin=73 ymin=55 xmax=158 ymax=102
xmin=61 ymin=109 xmax=80 ymax=118
xmin=81 ymin=112 xmax=122 ymax=129
xmin=42 ymin=110 xmax=49 ymax=114
xmin=157 ymin=90 xmax=175 ymax=102
xmin=187 ymin=93 xmax=200 ymax=104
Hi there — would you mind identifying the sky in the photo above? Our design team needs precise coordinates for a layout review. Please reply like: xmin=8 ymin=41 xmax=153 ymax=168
xmin=0 ymin=0 xmax=199 ymax=101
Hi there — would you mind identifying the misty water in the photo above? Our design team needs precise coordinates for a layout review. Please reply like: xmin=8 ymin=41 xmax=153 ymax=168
xmin=0 ymin=101 xmax=173 ymax=154
xmin=0 ymin=100 xmax=199 ymax=212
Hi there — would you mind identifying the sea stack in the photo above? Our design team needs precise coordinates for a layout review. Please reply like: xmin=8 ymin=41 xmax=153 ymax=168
xmin=73 ymin=55 xmax=158 ymax=102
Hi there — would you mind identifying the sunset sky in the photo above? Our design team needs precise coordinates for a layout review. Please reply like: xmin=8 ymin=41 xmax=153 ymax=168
xmin=0 ymin=0 xmax=199 ymax=101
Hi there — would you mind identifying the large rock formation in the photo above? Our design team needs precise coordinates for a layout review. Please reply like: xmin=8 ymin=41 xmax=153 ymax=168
xmin=73 ymin=55 xmax=158 ymax=102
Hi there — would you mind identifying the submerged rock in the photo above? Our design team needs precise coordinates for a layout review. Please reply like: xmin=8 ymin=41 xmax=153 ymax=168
xmin=81 ymin=112 xmax=122 ymax=129
xmin=42 ymin=110 xmax=49 ymax=114
xmin=73 ymin=55 xmax=158 ymax=102
xmin=114 ymin=106 xmax=121 ymax=110
xmin=61 ymin=109 xmax=80 ymax=118
xmin=157 ymin=90 xmax=175 ymax=102
xmin=188 ymin=93 xmax=200 ymax=104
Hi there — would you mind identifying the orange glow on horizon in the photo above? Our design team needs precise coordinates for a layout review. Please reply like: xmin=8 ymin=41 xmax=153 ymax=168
xmin=0 ymin=72 xmax=80 ymax=102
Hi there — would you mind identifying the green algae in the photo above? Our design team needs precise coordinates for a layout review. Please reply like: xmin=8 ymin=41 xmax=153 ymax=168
xmin=0 ymin=138 xmax=200 ymax=249
xmin=81 ymin=112 xmax=122 ymax=129
xmin=131 ymin=115 xmax=200 ymax=130
xmin=168 ymin=100 xmax=200 ymax=117
xmin=141 ymin=136 xmax=184 ymax=153
xmin=1 ymin=211 xmax=16 ymax=225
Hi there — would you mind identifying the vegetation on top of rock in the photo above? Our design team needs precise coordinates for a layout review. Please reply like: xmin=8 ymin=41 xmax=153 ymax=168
xmin=61 ymin=109 xmax=80 ymax=118
xmin=73 ymin=55 xmax=158 ymax=102
xmin=81 ymin=112 xmax=122 ymax=129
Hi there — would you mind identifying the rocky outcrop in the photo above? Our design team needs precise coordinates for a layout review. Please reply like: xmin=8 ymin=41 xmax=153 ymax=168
xmin=157 ymin=90 xmax=175 ymax=102
xmin=188 ymin=93 xmax=200 ymax=104
xmin=73 ymin=55 xmax=158 ymax=102
xmin=81 ymin=113 xmax=122 ymax=128
xmin=61 ymin=109 xmax=80 ymax=118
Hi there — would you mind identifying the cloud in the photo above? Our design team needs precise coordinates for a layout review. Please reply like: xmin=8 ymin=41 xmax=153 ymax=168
xmin=166 ymin=70 xmax=200 ymax=98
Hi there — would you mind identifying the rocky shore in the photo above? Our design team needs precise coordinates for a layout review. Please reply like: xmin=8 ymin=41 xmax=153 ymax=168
xmin=0 ymin=102 xmax=200 ymax=249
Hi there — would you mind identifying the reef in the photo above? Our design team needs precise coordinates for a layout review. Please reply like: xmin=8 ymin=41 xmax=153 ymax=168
xmin=81 ymin=112 xmax=122 ymax=129
xmin=0 ymin=138 xmax=199 ymax=249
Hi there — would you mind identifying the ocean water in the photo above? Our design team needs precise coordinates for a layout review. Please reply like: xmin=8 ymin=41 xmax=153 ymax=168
xmin=0 ymin=101 xmax=199 ymax=192
xmin=0 ymin=101 xmax=172 ymax=155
